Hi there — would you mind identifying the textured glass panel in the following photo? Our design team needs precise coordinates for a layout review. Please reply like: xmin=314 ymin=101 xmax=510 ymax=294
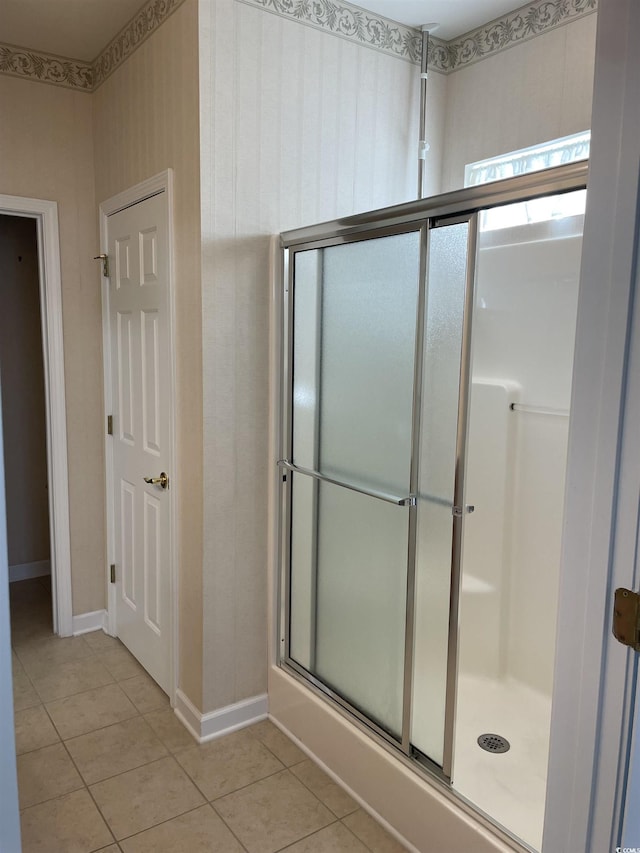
xmin=289 ymin=232 xmax=420 ymax=739
xmin=315 ymin=481 xmax=409 ymax=737
xmin=318 ymin=233 xmax=420 ymax=495
xmin=411 ymin=222 xmax=469 ymax=767
xmin=289 ymin=471 xmax=317 ymax=671
xmin=292 ymin=251 xmax=322 ymax=471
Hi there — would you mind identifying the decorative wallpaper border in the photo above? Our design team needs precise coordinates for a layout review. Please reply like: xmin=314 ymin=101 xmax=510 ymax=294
xmin=0 ymin=43 xmax=93 ymax=91
xmin=236 ymin=0 xmax=421 ymax=63
xmin=429 ymin=0 xmax=599 ymax=74
xmin=0 ymin=0 xmax=598 ymax=92
xmin=93 ymin=0 xmax=188 ymax=88
xmin=0 ymin=0 xmax=187 ymax=92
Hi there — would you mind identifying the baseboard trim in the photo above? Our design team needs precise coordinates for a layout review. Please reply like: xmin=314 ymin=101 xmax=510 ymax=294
xmin=174 ymin=690 xmax=268 ymax=744
xmin=9 ymin=560 xmax=51 ymax=583
xmin=72 ymin=610 xmax=108 ymax=636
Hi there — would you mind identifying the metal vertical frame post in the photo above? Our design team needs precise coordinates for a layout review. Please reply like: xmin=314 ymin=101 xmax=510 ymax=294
xmin=401 ymin=222 xmax=429 ymax=754
xmin=417 ymin=28 xmax=430 ymax=200
xmin=442 ymin=213 xmax=479 ymax=780
xmin=280 ymin=247 xmax=294 ymax=664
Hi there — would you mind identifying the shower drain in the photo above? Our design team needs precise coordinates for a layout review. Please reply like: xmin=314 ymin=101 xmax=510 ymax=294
xmin=477 ymin=733 xmax=511 ymax=754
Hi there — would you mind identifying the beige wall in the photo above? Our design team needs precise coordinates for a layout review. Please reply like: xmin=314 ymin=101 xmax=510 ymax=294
xmin=198 ymin=0 xmax=419 ymax=713
xmin=0 ymin=216 xmax=50 ymax=568
xmin=0 ymin=76 xmax=105 ymax=614
xmin=440 ymin=14 xmax=597 ymax=191
xmin=92 ymin=0 xmax=204 ymax=707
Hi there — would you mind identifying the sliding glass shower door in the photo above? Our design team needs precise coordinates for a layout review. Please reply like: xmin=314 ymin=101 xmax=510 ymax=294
xmin=281 ymin=218 xmax=476 ymax=769
xmin=279 ymin=162 xmax=589 ymax=840
xmin=286 ymin=230 xmax=420 ymax=740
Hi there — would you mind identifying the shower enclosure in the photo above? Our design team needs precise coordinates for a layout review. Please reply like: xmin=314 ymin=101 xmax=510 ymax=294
xmin=277 ymin=162 xmax=587 ymax=849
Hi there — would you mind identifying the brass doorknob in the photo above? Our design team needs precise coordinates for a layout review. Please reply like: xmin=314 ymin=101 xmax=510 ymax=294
xmin=143 ymin=472 xmax=169 ymax=490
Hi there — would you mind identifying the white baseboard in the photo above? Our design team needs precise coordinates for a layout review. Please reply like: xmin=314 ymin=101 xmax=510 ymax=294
xmin=72 ymin=610 xmax=108 ymax=636
xmin=174 ymin=690 xmax=268 ymax=744
xmin=9 ymin=560 xmax=51 ymax=583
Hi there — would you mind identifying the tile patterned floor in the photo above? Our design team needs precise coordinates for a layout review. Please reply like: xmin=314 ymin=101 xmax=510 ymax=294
xmin=10 ymin=578 xmax=407 ymax=853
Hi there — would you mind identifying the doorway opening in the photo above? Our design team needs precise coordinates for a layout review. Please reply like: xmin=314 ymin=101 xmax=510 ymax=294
xmin=0 ymin=196 xmax=72 ymax=638
xmin=0 ymin=215 xmax=53 ymax=638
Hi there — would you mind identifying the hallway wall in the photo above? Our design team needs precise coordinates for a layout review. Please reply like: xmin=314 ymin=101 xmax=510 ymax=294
xmin=0 ymin=216 xmax=50 ymax=570
xmin=0 ymin=76 xmax=105 ymax=615
xmin=92 ymin=0 xmax=204 ymax=708
xmin=198 ymin=0 xmax=419 ymax=714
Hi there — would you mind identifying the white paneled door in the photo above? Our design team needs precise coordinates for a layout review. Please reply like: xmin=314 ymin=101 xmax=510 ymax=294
xmin=106 ymin=191 xmax=172 ymax=694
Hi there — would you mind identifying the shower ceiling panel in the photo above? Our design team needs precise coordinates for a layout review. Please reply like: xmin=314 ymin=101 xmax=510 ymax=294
xmin=353 ymin=0 xmax=532 ymax=40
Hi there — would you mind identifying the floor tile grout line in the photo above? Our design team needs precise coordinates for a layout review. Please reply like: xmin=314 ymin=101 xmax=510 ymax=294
xmin=45 ymin=692 xmax=143 ymax=740
xmin=270 ymin=816 xmax=341 ymax=853
xmin=338 ymin=816 xmax=379 ymax=853
xmin=245 ymin=724 xmax=308 ymax=770
xmin=208 ymin=804 xmax=253 ymax=853
xmin=114 ymin=802 xmax=214 ymax=844
xmin=288 ymin=760 xmax=359 ymax=820
xmin=115 ymin=799 xmax=254 ymax=853
xmin=86 ymin=753 xmax=217 ymax=846
xmin=339 ymin=814 xmax=378 ymax=853
xmin=64 ymin=730 xmax=171 ymax=788
xmin=17 ymin=779 xmax=86 ymax=814
xmin=59 ymin=737 xmax=119 ymax=848
xmin=11 ymin=592 xmax=386 ymax=852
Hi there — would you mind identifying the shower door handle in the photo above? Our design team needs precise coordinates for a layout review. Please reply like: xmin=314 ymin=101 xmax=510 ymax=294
xmin=452 ymin=505 xmax=474 ymax=517
xmin=277 ymin=460 xmax=415 ymax=507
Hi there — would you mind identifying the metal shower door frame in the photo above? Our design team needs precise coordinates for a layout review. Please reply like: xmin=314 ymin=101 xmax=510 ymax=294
xmin=276 ymin=161 xmax=589 ymax=790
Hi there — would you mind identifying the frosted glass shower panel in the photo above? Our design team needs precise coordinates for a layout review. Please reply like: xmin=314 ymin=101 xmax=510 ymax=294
xmin=292 ymin=250 xmax=322 ymax=472
xmin=412 ymin=221 xmax=470 ymax=768
xmin=315 ymin=480 xmax=409 ymax=737
xmin=288 ymin=231 xmax=421 ymax=739
xmin=317 ymin=233 xmax=420 ymax=494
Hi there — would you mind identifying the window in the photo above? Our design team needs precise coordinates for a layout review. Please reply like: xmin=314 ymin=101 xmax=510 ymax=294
xmin=465 ymin=131 xmax=589 ymax=231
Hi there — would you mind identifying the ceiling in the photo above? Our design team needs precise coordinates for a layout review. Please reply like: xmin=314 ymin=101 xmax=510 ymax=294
xmin=0 ymin=0 xmax=145 ymax=61
xmin=350 ymin=0 xmax=528 ymax=40
xmin=0 ymin=0 xmax=528 ymax=61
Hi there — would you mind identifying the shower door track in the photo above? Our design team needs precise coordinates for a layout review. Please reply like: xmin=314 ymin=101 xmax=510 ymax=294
xmin=277 ymin=160 xmax=589 ymax=824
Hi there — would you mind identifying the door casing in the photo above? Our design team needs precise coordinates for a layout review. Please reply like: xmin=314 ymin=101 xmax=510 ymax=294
xmin=99 ymin=170 xmax=178 ymax=705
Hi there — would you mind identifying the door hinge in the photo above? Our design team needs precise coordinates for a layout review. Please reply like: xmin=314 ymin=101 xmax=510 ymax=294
xmin=613 ymin=588 xmax=640 ymax=652
xmin=107 ymin=415 xmax=113 ymax=435
xmin=110 ymin=564 xmax=116 ymax=584
xmin=94 ymin=253 xmax=110 ymax=278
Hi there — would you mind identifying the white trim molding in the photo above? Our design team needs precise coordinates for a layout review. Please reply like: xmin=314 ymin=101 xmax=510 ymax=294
xmin=0 ymin=196 xmax=73 ymax=638
xmin=9 ymin=560 xmax=51 ymax=584
xmin=72 ymin=610 xmax=108 ymax=636
xmin=99 ymin=170 xmax=179 ymax=705
xmin=543 ymin=0 xmax=640 ymax=850
xmin=174 ymin=690 xmax=269 ymax=744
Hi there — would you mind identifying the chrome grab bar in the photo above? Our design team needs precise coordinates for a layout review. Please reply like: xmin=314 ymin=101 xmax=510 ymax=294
xmin=278 ymin=460 xmax=416 ymax=507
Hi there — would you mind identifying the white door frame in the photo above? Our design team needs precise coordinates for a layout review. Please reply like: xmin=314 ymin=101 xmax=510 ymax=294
xmin=99 ymin=170 xmax=178 ymax=704
xmin=0 ymin=375 xmax=21 ymax=851
xmin=0 ymin=195 xmax=73 ymax=637
xmin=543 ymin=0 xmax=640 ymax=850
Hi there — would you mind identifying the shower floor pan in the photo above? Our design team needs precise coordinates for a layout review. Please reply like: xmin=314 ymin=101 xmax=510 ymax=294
xmin=453 ymin=672 xmax=551 ymax=851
